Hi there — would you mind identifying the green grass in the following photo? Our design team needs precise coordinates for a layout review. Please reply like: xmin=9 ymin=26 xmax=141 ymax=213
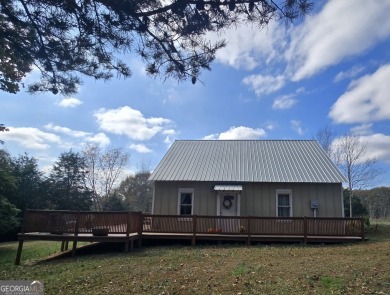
xmin=0 ymin=241 xmax=61 ymax=267
xmin=232 ymin=262 xmax=250 ymax=276
xmin=320 ymin=276 xmax=345 ymax=293
xmin=0 ymin=222 xmax=389 ymax=294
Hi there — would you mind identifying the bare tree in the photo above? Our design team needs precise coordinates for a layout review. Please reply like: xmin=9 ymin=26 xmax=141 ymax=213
xmin=82 ymin=144 xmax=130 ymax=210
xmin=314 ymin=125 xmax=337 ymax=158
xmin=82 ymin=144 xmax=100 ymax=209
xmin=333 ymin=135 xmax=383 ymax=217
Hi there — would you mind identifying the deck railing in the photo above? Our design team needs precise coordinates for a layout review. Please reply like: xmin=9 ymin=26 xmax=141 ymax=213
xmin=21 ymin=210 xmax=364 ymax=239
xmin=22 ymin=210 xmax=141 ymax=235
xmin=142 ymin=214 xmax=364 ymax=238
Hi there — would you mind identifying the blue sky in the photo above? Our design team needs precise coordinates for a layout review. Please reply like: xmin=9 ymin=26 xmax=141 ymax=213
xmin=1 ymin=0 xmax=390 ymax=186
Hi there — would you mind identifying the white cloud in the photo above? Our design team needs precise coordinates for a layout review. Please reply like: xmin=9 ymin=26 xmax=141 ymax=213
xmin=265 ymin=122 xmax=276 ymax=130
xmin=129 ymin=143 xmax=152 ymax=153
xmin=350 ymin=123 xmax=373 ymax=136
xmin=287 ymin=0 xmax=390 ymax=81
xmin=332 ymin=133 xmax=390 ymax=164
xmin=272 ymin=94 xmax=297 ymax=110
xmin=203 ymin=133 xmax=218 ymax=140
xmin=290 ymin=120 xmax=305 ymax=136
xmin=242 ymin=74 xmax=285 ymax=96
xmin=86 ymin=133 xmax=110 ymax=146
xmin=44 ymin=123 xmax=110 ymax=146
xmin=208 ymin=20 xmax=287 ymax=70
xmin=329 ymin=64 xmax=390 ymax=123
xmin=164 ymin=136 xmax=175 ymax=147
xmin=162 ymin=129 xmax=176 ymax=146
xmin=362 ymin=133 xmax=390 ymax=163
xmin=334 ymin=65 xmax=365 ymax=82
xmin=203 ymin=126 xmax=266 ymax=140
xmin=205 ymin=0 xmax=390 ymax=97
xmin=94 ymin=106 xmax=173 ymax=141
xmin=1 ymin=127 xmax=61 ymax=150
xmin=58 ymin=97 xmax=82 ymax=108
xmin=162 ymin=129 xmax=176 ymax=136
xmin=44 ymin=123 xmax=91 ymax=138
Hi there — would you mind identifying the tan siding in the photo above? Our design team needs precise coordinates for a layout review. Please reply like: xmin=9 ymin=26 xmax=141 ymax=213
xmin=323 ymin=183 xmax=330 ymax=217
xmin=333 ymin=183 xmax=343 ymax=217
xmin=252 ymin=183 xmax=261 ymax=216
xmin=316 ymin=183 xmax=325 ymax=217
xmin=308 ymin=184 xmax=317 ymax=216
xmin=167 ymin=183 xmax=175 ymax=214
xmin=300 ymin=183 xmax=310 ymax=216
xmin=261 ymin=183 xmax=269 ymax=216
xmin=247 ymin=183 xmax=255 ymax=216
xmin=269 ymin=183 xmax=277 ymax=216
xmin=291 ymin=183 xmax=299 ymax=216
xmin=153 ymin=181 xmax=343 ymax=217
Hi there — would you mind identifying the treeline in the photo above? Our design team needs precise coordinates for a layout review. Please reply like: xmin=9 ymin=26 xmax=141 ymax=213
xmin=0 ymin=145 xmax=152 ymax=237
xmin=344 ymin=188 xmax=390 ymax=219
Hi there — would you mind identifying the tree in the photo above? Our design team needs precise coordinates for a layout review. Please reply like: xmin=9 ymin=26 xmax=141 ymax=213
xmin=102 ymin=193 xmax=127 ymax=211
xmin=357 ymin=187 xmax=390 ymax=219
xmin=314 ymin=125 xmax=337 ymax=158
xmin=343 ymin=189 xmax=368 ymax=218
xmin=82 ymin=144 xmax=130 ymax=210
xmin=0 ymin=149 xmax=16 ymax=201
xmin=116 ymin=171 xmax=153 ymax=212
xmin=333 ymin=135 xmax=383 ymax=217
xmin=0 ymin=124 xmax=9 ymax=144
xmin=1 ymin=0 xmax=312 ymax=95
xmin=47 ymin=150 xmax=93 ymax=210
xmin=11 ymin=153 xmax=44 ymax=213
xmin=0 ymin=196 xmax=20 ymax=235
xmin=0 ymin=149 xmax=20 ymax=235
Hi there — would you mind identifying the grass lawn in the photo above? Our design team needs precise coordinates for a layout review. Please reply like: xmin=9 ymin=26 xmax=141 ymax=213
xmin=1 ymin=221 xmax=389 ymax=295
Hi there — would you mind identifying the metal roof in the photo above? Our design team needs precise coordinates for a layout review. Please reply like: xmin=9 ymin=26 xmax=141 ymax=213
xmin=149 ymin=140 xmax=346 ymax=183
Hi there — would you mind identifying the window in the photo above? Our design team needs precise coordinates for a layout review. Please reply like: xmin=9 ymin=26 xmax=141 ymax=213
xmin=276 ymin=189 xmax=292 ymax=217
xmin=178 ymin=188 xmax=194 ymax=215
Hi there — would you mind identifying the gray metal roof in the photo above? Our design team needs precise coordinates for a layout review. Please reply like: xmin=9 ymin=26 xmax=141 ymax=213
xmin=149 ymin=140 xmax=346 ymax=183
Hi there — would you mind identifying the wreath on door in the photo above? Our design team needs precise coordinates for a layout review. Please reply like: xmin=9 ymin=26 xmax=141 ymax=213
xmin=223 ymin=195 xmax=234 ymax=209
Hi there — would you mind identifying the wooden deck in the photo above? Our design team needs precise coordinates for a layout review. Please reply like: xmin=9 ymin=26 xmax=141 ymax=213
xmin=15 ymin=210 xmax=365 ymax=265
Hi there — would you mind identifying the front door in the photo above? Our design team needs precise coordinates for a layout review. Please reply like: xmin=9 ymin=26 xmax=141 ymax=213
xmin=219 ymin=193 xmax=239 ymax=232
xmin=220 ymin=193 xmax=238 ymax=216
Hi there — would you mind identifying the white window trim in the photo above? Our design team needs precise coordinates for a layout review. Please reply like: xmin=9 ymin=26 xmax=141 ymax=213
xmin=177 ymin=188 xmax=194 ymax=215
xmin=276 ymin=189 xmax=293 ymax=217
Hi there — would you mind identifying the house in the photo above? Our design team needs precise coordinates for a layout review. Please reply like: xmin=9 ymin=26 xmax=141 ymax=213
xmin=149 ymin=140 xmax=346 ymax=218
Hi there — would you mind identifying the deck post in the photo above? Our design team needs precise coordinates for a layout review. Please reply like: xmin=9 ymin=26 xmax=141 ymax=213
xmin=15 ymin=210 xmax=28 ymax=265
xmin=303 ymin=216 xmax=308 ymax=245
xmin=124 ymin=212 xmax=131 ymax=252
xmin=192 ymin=215 xmax=197 ymax=246
xmin=61 ymin=241 xmax=65 ymax=252
xmin=72 ymin=211 xmax=80 ymax=257
xmin=15 ymin=241 xmax=24 ymax=265
xmin=137 ymin=212 xmax=143 ymax=248
xmin=360 ymin=217 xmax=365 ymax=242
xmin=246 ymin=216 xmax=251 ymax=246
